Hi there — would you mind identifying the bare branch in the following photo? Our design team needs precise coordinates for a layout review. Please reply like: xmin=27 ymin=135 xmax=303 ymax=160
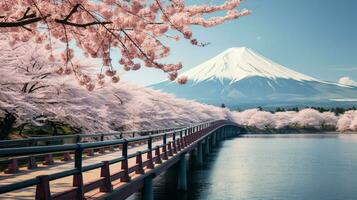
xmin=55 ymin=4 xmax=112 ymax=28
xmin=17 ymin=7 xmax=36 ymax=21
xmin=55 ymin=20 xmax=112 ymax=27
xmin=0 ymin=15 xmax=50 ymax=27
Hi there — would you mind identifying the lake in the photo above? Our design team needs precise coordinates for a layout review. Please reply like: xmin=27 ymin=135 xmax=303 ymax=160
xmin=129 ymin=134 xmax=357 ymax=200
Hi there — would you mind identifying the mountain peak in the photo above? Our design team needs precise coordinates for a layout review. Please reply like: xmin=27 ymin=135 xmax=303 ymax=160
xmin=221 ymin=47 xmax=251 ymax=57
xmin=180 ymin=47 xmax=319 ymax=83
xmin=225 ymin=46 xmax=249 ymax=52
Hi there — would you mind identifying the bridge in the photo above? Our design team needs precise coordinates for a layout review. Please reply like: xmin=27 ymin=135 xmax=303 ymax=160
xmin=0 ymin=120 xmax=245 ymax=200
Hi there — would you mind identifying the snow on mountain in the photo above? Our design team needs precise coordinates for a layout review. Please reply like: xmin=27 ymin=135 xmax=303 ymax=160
xmin=151 ymin=47 xmax=357 ymax=108
xmin=180 ymin=47 xmax=318 ymax=84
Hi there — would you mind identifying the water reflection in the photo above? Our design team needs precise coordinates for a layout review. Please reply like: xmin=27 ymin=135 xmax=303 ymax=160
xmin=130 ymin=134 xmax=357 ymax=200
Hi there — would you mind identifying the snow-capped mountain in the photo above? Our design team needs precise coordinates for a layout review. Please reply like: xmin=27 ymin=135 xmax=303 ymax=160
xmin=151 ymin=47 xmax=357 ymax=109
xmin=180 ymin=47 xmax=318 ymax=83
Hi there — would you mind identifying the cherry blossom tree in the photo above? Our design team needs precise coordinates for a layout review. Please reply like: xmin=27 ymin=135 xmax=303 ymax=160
xmin=0 ymin=37 xmax=230 ymax=138
xmin=0 ymin=0 xmax=250 ymax=90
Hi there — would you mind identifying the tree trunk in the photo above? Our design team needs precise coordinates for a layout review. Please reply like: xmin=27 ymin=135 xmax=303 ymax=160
xmin=0 ymin=111 xmax=16 ymax=140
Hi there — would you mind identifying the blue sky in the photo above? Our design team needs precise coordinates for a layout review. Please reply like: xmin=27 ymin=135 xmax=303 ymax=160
xmin=121 ymin=0 xmax=357 ymax=86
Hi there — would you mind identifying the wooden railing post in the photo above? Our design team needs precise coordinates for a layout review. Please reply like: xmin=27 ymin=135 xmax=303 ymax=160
xmin=36 ymin=175 xmax=51 ymax=200
xmin=73 ymin=146 xmax=84 ymax=200
xmin=155 ymin=146 xmax=162 ymax=164
xmin=168 ymin=142 xmax=173 ymax=156
xmin=76 ymin=135 xmax=81 ymax=143
xmin=120 ymin=139 xmax=130 ymax=182
xmin=100 ymin=134 xmax=106 ymax=154
xmin=189 ymin=133 xmax=193 ymax=145
xmin=172 ymin=133 xmax=177 ymax=154
xmin=179 ymin=131 xmax=185 ymax=147
xmin=28 ymin=139 xmax=37 ymax=169
xmin=28 ymin=156 xmax=37 ymax=169
xmin=181 ymin=131 xmax=188 ymax=147
xmin=100 ymin=161 xmax=113 ymax=193
xmin=5 ymin=158 xmax=19 ymax=174
xmin=62 ymin=151 xmax=72 ymax=161
xmin=135 ymin=151 xmax=145 ymax=174
xmin=162 ymin=134 xmax=168 ymax=160
xmin=147 ymin=136 xmax=154 ymax=169
xmin=121 ymin=140 xmax=131 ymax=182
xmin=86 ymin=148 xmax=94 ymax=157
xmin=43 ymin=154 xmax=54 ymax=165
xmin=177 ymin=138 xmax=181 ymax=151
xmin=109 ymin=145 xmax=115 ymax=152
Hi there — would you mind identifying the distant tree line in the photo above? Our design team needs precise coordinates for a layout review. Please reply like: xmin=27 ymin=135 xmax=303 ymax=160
xmin=274 ymin=106 xmax=356 ymax=115
xmin=225 ymin=103 xmax=357 ymax=115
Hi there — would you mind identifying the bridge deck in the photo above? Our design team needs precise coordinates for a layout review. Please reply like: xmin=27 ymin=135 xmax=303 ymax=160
xmin=0 ymin=139 xmax=166 ymax=200
xmin=0 ymin=120 xmax=240 ymax=200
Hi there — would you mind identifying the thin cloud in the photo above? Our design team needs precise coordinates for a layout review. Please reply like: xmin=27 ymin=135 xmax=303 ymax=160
xmin=330 ymin=67 xmax=357 ymax=71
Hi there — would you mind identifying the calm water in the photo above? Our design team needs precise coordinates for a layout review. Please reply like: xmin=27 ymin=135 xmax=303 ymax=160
xmin=130 ymin=134 xmax=357 ymax=200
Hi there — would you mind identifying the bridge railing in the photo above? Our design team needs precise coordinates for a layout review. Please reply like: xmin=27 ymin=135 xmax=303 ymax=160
xmin=0 ymin=126 xmax=189 ymax=149
xmin=0 ymin=121 xmax=217 ymax=173
xmin=0 ymin=120 xmax=226 ymax=199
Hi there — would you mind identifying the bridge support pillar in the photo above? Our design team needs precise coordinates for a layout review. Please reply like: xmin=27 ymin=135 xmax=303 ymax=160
xmin=204 ymin=139 xmax=210 ymax=156
xmin=212 ymin=132 xmax=217 ymax=147
xmin=178 ymin=153 xmax=187 ymax=191
xmin=189 ymin=148 xmax=196 ymax=166
xmin=36 ymin=175 xmax=51 ymax=200
xmin=222 ymin=128 xmax=225 ymax=140
xmin=142 ymin=175 xmax=153 ymax=200
xmin=209 ymin=135 xmax=214 ymax=152
xmin=197 ymin=142 xmax=203 ymax=166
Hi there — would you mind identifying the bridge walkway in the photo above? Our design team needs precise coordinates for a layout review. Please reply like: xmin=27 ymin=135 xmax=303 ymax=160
xmin=0 ymin=139 xmax=167 ymax=200
xmin=0 ymin=120 xmax=242 ymax=200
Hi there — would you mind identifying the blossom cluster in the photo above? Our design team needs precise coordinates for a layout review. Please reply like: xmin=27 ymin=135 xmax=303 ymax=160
xmin=0 ymin=0 xmax=249 ymax=90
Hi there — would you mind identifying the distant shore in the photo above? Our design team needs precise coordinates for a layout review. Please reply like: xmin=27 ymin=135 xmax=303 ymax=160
xmin=243 ymin=127 xmax=357 ymax=134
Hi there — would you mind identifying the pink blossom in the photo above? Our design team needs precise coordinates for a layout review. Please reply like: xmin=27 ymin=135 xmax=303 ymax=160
xmin=0 ymin=0 xmax=249 ymax=90
xmin=112 ymin=76 xmax=120 ymax=83
xmin=177 ymin=76 xmax=188 ymax=84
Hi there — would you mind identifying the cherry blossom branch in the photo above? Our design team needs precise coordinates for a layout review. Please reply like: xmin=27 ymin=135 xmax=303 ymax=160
xmin=0 ymin=0 xmax=249 ymax=90
xmin=55 ymin=4 xmax=112 ymax=28
xmin=0 ymin=15 xmax=49 ymax=27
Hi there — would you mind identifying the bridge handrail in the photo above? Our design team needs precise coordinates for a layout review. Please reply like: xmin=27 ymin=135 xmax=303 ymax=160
xmin=0 ymin=119 xmax=228 ymax=195
xmin=0 ymin=125 xmax=192 ymax=148
xmin=0 ymin=120 xmax=217 ymax=158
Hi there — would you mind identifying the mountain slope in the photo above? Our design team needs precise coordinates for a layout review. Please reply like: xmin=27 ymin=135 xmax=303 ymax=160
xmin=151 ymin=47 xmax=357 ymax=108
xmin=180 ymin=47 xmax=318 ymax=83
